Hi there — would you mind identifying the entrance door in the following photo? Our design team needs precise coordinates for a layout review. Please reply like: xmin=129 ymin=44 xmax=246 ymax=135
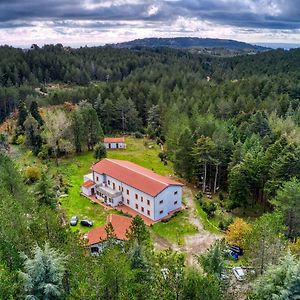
xmin=91 ymin=188 xmax=95 ymax=195
xmin=116 ymin=143 xmax=119 ymax=149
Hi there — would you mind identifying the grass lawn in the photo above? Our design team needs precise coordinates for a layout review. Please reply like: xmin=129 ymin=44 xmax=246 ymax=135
xmin=107 ymin=137 xmax=174 ymax=176
xmin=11 ymin=137 xmax=198 ymax=241
xmin=151 ymin=210 xmax=198 ymax=245
xmin=52 ymin=137 xmax=177 ymax=234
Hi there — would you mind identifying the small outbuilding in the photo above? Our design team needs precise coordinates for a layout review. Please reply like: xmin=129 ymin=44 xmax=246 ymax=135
xmin=104 ymin=137 xmax=126 ymax=149
xmin=84 ymin=214 xmax=132 ymax=254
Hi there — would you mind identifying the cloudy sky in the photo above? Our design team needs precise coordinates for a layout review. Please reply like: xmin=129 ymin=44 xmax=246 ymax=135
xmin=0 ymin=0 xmax=300 ymax=47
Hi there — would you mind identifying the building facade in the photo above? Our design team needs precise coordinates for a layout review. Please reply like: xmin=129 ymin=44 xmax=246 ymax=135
xmin=103 ymin=137 xmax=126 ymax=149
xmin=81 ymin=159 xmax=183 ymax=221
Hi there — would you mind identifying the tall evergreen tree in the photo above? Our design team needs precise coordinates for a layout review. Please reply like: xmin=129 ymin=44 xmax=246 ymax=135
xmin=19 ymin=243 xmax=66 ymax=300
xmin=29 ymin=100 xmax=43 ymax=127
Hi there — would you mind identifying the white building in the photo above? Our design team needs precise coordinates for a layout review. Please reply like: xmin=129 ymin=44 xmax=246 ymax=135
xmin=81 ymin=159 xmax=183 ymax=221
xmin=104 ymin=137 xmax=126 ymax=149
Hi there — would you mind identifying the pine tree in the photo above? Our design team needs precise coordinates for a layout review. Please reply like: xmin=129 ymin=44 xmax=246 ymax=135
xmin=29 ymin=100 xmax=44 ymax=126
xmin=35 ymin=172 xmax=56 ymax=208
xmin=17 ymin=100 xmax=28 ymax=132
xmin=24 ymin=114 xmax=42 ymax=155
xmin=19 ymin=243 xmax=66 ymax=300
xmin=126 ymin=216 xmax=150 ymax=247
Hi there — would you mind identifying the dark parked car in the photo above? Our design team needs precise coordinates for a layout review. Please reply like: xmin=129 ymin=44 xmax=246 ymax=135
xmin=80 ymin=219 xmax=93 ymax=227
xmin=70 ymin=216 xmax=78 ymax=226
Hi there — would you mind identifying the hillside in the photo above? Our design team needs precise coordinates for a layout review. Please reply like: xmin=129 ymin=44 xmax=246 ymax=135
xmin=108 ymin=37 xmax=270 ymax=52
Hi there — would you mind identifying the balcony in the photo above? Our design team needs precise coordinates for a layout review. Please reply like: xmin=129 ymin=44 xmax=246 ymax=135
xmin=95 ymin=183 xmax=122 ymax=199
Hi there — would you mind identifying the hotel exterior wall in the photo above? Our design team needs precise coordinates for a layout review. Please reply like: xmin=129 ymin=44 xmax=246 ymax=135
xmin=92 ymin=171 xmax=182 ymax=221
xmin=153 ymin=185 xmax=182 ymax=221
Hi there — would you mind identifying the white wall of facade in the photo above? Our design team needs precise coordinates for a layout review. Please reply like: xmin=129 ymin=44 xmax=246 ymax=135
xmin=81 ymin=186 xmax=93 ymax=196
xmin=153 ymin=185 xmax=182 ymax=221
xmin=104 ymin=142 xmax=125 ymax=149
xmin=92 ymin=171 xmax=182 ymax=221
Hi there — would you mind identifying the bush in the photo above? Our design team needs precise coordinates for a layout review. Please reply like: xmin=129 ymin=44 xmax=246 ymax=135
xmin=94 ymin=143 xmax=107 ymax=160
xmin=224 ymin=199 xmax=239 ymax=211
xmin=134 ymin=132 xmax=143 ymax=139
xmin=15 ymin=135 xmax=25 ymax=145
xmin=37 ymin=145 xmax=52 ymax=160
xmin=195 ymin=191 xmax=203 ymax=201
xmin=202 ymin=202 xmax=217 ymax=218
xmin=158 ymin=151 xmax=167 ymax=162
xmin=198 ymin=197 xmax=217 ymax=218
xmin=25 ymin=166 xmax=41 ymax=183
xmin=218 ymin=216 xmax=234 ymax=231
xmin=219 ymin=192 xmax=224 ymax=201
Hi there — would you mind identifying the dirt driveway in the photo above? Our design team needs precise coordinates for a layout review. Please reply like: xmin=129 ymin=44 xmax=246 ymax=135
xmin=154 ymin=186 xmax=221 ymax=266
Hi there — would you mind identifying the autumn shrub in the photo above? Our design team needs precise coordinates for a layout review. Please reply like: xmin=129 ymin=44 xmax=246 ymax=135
xmin=225 ymin=218 xmax=252 ymax=248
xmin=25 ymin=166 xmax=41 ymax=183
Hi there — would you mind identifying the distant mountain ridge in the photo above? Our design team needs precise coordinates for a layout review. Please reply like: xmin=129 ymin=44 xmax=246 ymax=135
xmin=108 ymin=37 xmax=270 ymax=51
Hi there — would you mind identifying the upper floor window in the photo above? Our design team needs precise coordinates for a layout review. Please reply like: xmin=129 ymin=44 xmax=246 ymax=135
xmin=127 ymin=189 xmax=129 ymax=195
xmin=147 ymin=200 xmax=150 ymax=205
xmin=135 ymin=194 xmax=138 ymax=199
xmin=159 ymin=200 xmax=163 ymax=204
xmin=135 ymin=204 xmax=139 ymax=209
xmin=96 ymin=176 xmax=99 ymax=182
xmin=113 ymin=183 xmax=115 ymax=190
xmin=160 ymin=210 xmax=164 ymax=214
xmin=141 ymin=196 xmax=144 ymax=202
xmin=174 ymin=191 xmax=178 ymax=195
xmin=108 ymin=180 xmax=110 ymax=185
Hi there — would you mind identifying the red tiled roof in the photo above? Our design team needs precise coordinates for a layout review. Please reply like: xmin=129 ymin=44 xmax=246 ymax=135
xmin=104 ymin=137 xmax=125 ymax=143
xmin=86 ymin=214 xmax=132 ymax=245
xmin=92 ymin=159 xmax=183 ymax=197
xmin=82 ymin=180 xmax=95 ymax=188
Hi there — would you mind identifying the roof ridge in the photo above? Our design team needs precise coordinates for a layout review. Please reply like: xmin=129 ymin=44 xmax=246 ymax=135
xmin=108 ymin=159 xmax=169 ymax=187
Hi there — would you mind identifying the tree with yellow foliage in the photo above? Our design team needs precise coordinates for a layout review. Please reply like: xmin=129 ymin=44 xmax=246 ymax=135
xmin=225 ymin=218 xmax=252 ymax=248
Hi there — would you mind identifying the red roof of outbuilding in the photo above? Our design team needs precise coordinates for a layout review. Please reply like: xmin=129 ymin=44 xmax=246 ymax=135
xmin=86 ymin=214 xmax=132 ymax=246
xmin=92 ymin=159 xmax=183 ymax=197
xmin=82 ymin=180 xmax=95 ymax=188
xmin=104 ymin=137 xmax=125 ymax=143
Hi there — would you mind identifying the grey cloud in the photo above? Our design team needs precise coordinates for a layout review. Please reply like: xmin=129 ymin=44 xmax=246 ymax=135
xmin=0 ymin=0 xmax=299 ymax=31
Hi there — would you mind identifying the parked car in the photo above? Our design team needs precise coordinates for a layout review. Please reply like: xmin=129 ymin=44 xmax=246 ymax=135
xmin=80 ymin=219 xmax=93 ymax=227
xmin=232 ymin=267 xmax=245 ymax=281
xmin=230 ymin=245 xmax=243 ymax=256
xmin=70 ymin=216 xmax=78 ymax=226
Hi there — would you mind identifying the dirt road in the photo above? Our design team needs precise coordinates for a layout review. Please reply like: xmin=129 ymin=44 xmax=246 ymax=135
xmin=154 ymin=186 xmax=221 ymax=265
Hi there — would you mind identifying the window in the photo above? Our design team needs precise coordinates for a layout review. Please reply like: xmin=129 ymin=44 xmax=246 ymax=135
xmin=127 ymin=199 xmax=130 ymax=204
xmin=147 ymin=210 xmax=150 ymax=216
xmin=113 ymin=183 xmax=115 ymax=190
xmin=174 ymin=201 xmax=178 ymax=205
xmin=127 ymin=189 xmax=129 ymax=195
xmin=174 ymin=191 xmax=178 ymax=195
xmin=160 ymin=210 xmax=164 ymax=214
xmin=147 ymin=200 xmax=150 ymax=205
xmin=141 ymin=207 xmax=144 ymax=212
xmin=96 ymin=176 xmax=99 ymax=182
xmin=135 ymin=194 xmax=138 ymax=199
xmin=159 ymin=200 xmax=163 ymax=204
xmin=119 ymin=186 xmax=121 ymax=191
xmin=108 ymin=180 xmax=110 ymax=185
xmin=141 ymin=196 xmax=144 ymax=202
xmin=135 ymin=204 xmax=138 ymax=209
xmin=122 ymin=187 xmax=124 ymax=192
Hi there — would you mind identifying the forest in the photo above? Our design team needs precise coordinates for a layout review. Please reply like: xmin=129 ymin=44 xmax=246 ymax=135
xmin=1 ymin=44 xmax=300 ymax=299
